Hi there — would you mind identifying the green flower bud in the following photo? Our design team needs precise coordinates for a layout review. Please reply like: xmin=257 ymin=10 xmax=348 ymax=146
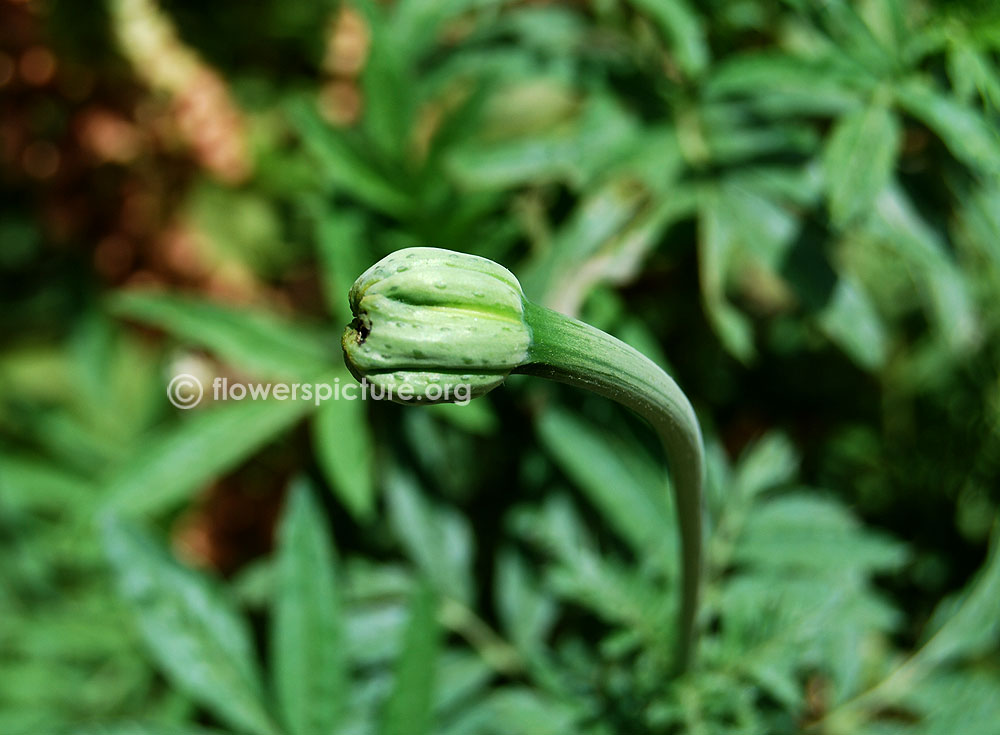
xmin=342 ymin=247 xmax=531 ymax=403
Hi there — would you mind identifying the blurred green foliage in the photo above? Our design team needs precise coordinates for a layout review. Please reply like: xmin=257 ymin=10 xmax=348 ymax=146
xmin=2 ymin=0 xmax=1000 ymax=732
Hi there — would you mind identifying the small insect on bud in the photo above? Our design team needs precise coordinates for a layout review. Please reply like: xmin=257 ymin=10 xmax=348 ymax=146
xmin=342 ymin=247 xmax=531 ymax=404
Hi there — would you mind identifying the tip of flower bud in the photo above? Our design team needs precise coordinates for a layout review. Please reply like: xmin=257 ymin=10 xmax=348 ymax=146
xmin=342 ymin=247 xmax=531 ymax=403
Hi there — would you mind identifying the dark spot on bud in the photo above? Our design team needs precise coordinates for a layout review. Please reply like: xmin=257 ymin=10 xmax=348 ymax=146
xmin=351 ymin=315 xmax=371 ymax=343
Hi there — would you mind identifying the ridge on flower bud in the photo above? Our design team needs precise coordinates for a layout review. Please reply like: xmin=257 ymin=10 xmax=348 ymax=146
xmin=342 ymin=247 xmax=531 ymax=403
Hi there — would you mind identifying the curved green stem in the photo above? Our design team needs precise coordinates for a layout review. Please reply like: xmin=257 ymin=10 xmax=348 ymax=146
xmin=516 ymin=301 xmax=705 ymax=674
xmin=341 ymin=246 xmax=704 ymax=673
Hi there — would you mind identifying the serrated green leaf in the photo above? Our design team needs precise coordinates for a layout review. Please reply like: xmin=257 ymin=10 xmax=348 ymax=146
xmin=916 ymin=521 xmax=1000 ymax=667
xmin=110 ymin=291 xmax=334 ymax=381
xmin=735 ymin=493 xmax=908 ymax=575
xmin=824 ymin=102 xmax=900 ymax=226
xmin=734 ymin=433 xmax=799 ymax=500
xmin=361 ymin=28 xmax=413 ymax=163
xmin=431 ymin=651 xmax=494 ymax=718
xmin=536 ymin=408 xmax=673 ymax=560
xmin=377 ymin=583 xmax=441 ymax=735
xmin=272 ymin=479 xmax=346 ymax=735
xmin=385 ymin=470 xmax=473 ymax=602
xmin=513 ymin=496 xmax=671 ymax=653
xmin=495 ymin=550 xmax=556 ymax=656
xmin=819 ymin=0 xmax=896 ymax=75
xmin=102 ymin=517 xmax=279 ymax=735
xmin=818 ymin=273 xmax=889 ymax=370
xmin=103 ymin=396 xmax=314 ymax=516
xmin=288 ymin=98 xmax=415 ymax=217
xmin=891 ymin=671 xmax=1000 ymax=735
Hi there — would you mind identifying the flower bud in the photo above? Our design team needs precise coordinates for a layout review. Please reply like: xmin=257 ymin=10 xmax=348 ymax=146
xmin=342 ymin=247 xmax=531 ymax=403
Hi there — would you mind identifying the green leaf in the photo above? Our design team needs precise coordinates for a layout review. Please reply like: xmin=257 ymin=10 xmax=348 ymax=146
xmin=102 ymin=517 xmax=279 ymax=735
xmin=818 ymin=273 xmax=889 ymax=370
xmin=442 ymin=687 xmax=580 ymax=735
xmin=896 ymin=78 xmax=1000 ymax=174
xmin=823 ymin=101 xmax=900 ymax=226
xmin=521 ymin=178 xmax=650 ymax=304
xmin=104 ymin=396 xmax=314 ymax=515
xmin=869 ymin=185 xmax=979 ymax=353
xmin=512 ymin=495 xmax=671 ymax=652
xmin=954 ymin=179 xmax=1000 ymax=271
xmin=536 ymin=407 xmax=673 ymax=561
xmin=434 ymin=650 xmax=493 ymax=714
xmin=695 ymin=100 xmax=821 ymax=166
xmin=947 ymin=41 xmax=982 ymax=103
xmin=110 ymin=291 xmax=334 ymax=381
xmin=890 ymin=671 xmax=1000 ymax=735
xmin=272 ymin=479 xmax=346 ymax=735
xmin=733 ymin=432 xmax=799 ymax=500
xmin=698 ymin=187 xmax=757 ymax=362
xmin=390 ymin=0 xmax=490 ymax=60
xmin=735 ymin=493 xmax=908 ymax=576
xmin=946 ymin=43 xmax=1000 ymax=109
xmin=183 ymin=182 xmax=290 ymax=278
xmin=0 ymin=454 xmax=94 ymax=514
xmin=312 ymin=387 xmax=376 ymax=522
xmin=385 ymin=469 xmax=473 ymax=602
xmin=342 ymin=605 xmax=409 ymax=668
xmin=378 ymin=583 xmax=441 ymax=735
xmin=495 ymin=550 xmax=556 ymax=656
xmin=314 ymin=210 xmax=369 ymax=326
xmin=288 ymin=98 xmax=414 ymax=217
xmin=426 ymin=400 xmax=499 ymax=436
xmin=630 ymin=0 xmax=709 ymax=77
xmin=818 ymin=0 xmax=896 ymax=75
xmin=524 ymin=174 xmax=691 ymax=314
xmin=361 ymin=26 xmax=413 ymax=163
xmin=447 ymin=93 xmax=636 ymax=192
xmin=705 ymin=53 xmax=862 ymax=115
xmin=916 ymin=521 xmax=1000 ymax=668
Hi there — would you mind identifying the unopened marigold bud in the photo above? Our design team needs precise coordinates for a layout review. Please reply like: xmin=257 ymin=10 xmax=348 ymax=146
xmin=342 ymin=247 xmax=531 ymax=403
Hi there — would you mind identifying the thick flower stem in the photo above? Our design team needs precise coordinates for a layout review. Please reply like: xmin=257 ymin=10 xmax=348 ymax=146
xmin=517 ymin=301 xmax=705 ymax=675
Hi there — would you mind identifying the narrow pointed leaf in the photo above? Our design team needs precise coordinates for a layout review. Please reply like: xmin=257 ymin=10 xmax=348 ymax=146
xmin=312 ymin=388 xmax=376 ymax=522
xmin=102 ymin=517 xmax=278 ymax=735
xmin=104 ymin=396 xmax=314 ymax=516
xmin=377 ymin=583 xmax=441 ymax=735
xmin=110 ymin=291 xmax=333 ymax=381
xmin=272 ymin=479 xmax=346 ymax=735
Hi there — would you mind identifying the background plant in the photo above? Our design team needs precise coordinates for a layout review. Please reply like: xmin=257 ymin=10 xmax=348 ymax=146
xmin=1 ymin=0 xmax=999 ymax=733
